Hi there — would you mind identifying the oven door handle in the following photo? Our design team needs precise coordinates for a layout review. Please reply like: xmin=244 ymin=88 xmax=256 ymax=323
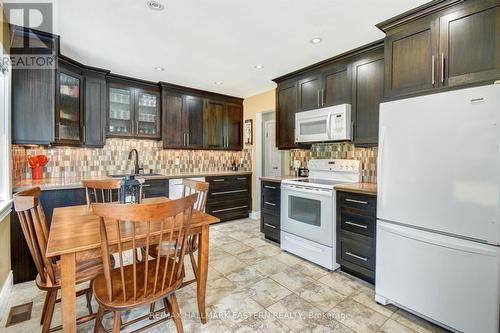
xmin=282 ymin=185 xmax=332 ymax=197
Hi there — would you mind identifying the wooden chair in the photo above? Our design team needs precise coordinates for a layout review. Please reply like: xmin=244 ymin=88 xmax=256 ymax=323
xmin=83 ymin=179 xmax=122 ymax=209
xmin=91 ymin=194 xmax=198 ymax=333
xmin=13 ymin=187 xmax=110 ymax=333
xmin=146 ymin=179 xmax=209 ymax=287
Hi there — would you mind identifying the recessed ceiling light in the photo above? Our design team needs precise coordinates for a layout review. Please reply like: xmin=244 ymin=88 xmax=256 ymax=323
xmin=147 ymin=0 xmax=164 ymax=11
xmin=310 ymin=37 xmax=322 ymax=44
xmin=254 ymin=65 xmax=264 ymax=69
xmin=214 ymin=81 xmax=223 ymax=85
xmin=154 ymin=66 xmax=165 ymax=71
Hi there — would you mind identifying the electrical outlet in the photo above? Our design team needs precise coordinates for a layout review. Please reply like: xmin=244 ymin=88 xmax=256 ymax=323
xmin=175 ymin=158 xmax=180 ymax=165
xmin=293 ymin=160 xmax=301 ymax=169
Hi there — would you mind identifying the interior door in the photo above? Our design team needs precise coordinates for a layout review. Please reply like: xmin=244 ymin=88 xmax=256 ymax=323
xmin=439 ymin=1 xmax=500 ymax=87
xmin=378 ymin=84 xmax=500 ymax=244
xmin=224 ymin=102 xmax=242 ymax=150
xmin=264 ymin=120 xmax=281 ymax=177
xmin=184 ymin=96 xmax=204 ymax=148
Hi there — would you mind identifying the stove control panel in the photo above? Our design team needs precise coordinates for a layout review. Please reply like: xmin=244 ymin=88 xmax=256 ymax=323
xmin=307 ymin=159 xmax=361 ymax=172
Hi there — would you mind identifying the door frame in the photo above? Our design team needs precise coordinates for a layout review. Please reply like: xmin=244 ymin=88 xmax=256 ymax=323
xmin=254 ymin=110 xmax=285 ymax=219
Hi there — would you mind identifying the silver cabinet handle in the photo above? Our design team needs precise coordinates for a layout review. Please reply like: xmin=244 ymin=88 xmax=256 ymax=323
xmin=142 ymin=184 xmax=151 ymax=187
xmin=345 ymin=221 xmax=367 ymax=229
xmin=345 ymin=198 xmax=368 ymax=205
xmin=321 ymin=88 xmax=325 ymax=106
xmin=187 ymin=132 xmax=190 ymax=146
xmin=136 ymin=121 xmax=139 ymax=134
xmin=212 ymin=189 xmax=248 ymax=195
xmin=345 ymin=251 xmax=368 ymax=262
xmin=431 ymin=55 xmax=435 ymax=85
xmin=212 ymin=205 xmax=248 ymax=213
xmin=183 ymin=133 xmax=186 ymax=146
xmin=264 ymin=185 xmax=276 ymax=189
xmin=441 ymin=52 xmax=445 ymax=84
xmin=212 ymin=179 xmax=225 ymax=182
xmin=101 ymin=128 xmax=105 ymax=141
xmin=317 ymin=90 xmax=320 ymax=107
xmin=264 ymin=223 xmax=277 ymax=229
xmin=264 ymin=201 xmax=276 ymax=206
xmin=237 ymin=177 xmax=246 ymax=180
xmin=82 ymin=125 xmax=86 ymax=142
xmin=226 ymin=135 xmax=229 ymax=148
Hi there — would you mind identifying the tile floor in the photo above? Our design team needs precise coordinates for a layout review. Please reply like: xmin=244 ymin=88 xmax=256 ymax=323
xmin=0 ymin=218 xmax=450 ymax=333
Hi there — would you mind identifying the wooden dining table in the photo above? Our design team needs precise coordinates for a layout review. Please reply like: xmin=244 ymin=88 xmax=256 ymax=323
xmin=46 ymin=197 xmax=220 ymax=333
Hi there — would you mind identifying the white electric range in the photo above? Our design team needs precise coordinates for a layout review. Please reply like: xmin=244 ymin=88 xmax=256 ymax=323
xmin=281 ymin=159 xmax=361 ymax=270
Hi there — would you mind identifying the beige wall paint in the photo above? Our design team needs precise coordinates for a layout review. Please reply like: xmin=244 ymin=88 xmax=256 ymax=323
xmin=0 ymin=215 xmax=11 ymax=289
xmin=243 ymin=89 xmax=276 ymax=210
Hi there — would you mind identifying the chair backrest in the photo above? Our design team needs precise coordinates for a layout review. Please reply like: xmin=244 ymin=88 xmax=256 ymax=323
xmin=91 ymin=194 xmax=198 ymax=303
xmin=83 ymin=179 xmax=122 ymax=208
xmin=181 ymin=179 xmax=209 ymax=212
xmin=13 ymin=187 xmax=57 ymax=285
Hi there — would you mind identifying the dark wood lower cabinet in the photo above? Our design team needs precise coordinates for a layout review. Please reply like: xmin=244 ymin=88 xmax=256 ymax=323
xmin=336 ymin=191 xmax=377 ymax=284
xmin=10 ymin=188 xmax=87 ymax=283
xmin=205 ymin=175 xmax=251 ymax=222
xmin=260 ymin=181 xmax=281 ymax=243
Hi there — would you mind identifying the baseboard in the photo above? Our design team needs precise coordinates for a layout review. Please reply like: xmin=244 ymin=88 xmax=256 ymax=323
xmin=249 ymin=210 xmax=261 ymax=220
xmin=0 ymin=270 xmax=13 ymax=322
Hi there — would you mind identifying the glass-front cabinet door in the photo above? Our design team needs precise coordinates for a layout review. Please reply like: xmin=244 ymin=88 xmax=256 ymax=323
xmin=135 ymin=90 xmax=160 ymax=138
xmin=108 ymin=87 xmax=133 ymax=136
xmin=57 ymin=71 xmax=83 ymax=142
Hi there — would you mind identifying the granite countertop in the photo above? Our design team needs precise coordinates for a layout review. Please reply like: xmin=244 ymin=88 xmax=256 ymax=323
xmin=334 ymin=182 xmax=377 ymax=196
xmin=259 ymin=176 xmax=301 ymax=183
xmin=13 ymin=170 xmax=252 ymax=192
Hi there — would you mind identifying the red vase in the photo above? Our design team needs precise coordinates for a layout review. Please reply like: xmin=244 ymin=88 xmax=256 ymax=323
xmin=31 ymin=166 xmax=43 ymax=179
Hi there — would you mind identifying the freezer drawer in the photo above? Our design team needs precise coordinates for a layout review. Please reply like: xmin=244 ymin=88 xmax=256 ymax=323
xmin=376 ymin=221 xmax=500 ymax=333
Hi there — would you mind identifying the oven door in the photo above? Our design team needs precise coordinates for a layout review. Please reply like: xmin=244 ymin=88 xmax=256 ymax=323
xmin=281 ymin=184 xmax=334 ymax=246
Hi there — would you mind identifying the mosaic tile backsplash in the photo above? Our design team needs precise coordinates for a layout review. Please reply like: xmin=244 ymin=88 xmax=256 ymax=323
xmin=12 ymin=139 xmax=252 ymax=179
xmin=287 ymin=143 xmax=378 ymax=183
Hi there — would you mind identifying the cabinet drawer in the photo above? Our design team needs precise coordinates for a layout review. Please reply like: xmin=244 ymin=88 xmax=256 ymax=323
xmin=207 ymin=175 xmax=249 ymax=194
xmin=142 ymin=179 xmax=169 ymax=198
xmin=338 ymin=191 xmax=376 ymax=213
xmin=340 ymin=209 xmax=375 ymax=238
xmin=261 ymin=213 xmax=280 ymax=243
xmin=261 ymin=182 xmax=280 ymax=215
xmin=206 ymin=196 xmax=249 ymax=222
xmin=340 ymin=232 xmax=375 ymax=271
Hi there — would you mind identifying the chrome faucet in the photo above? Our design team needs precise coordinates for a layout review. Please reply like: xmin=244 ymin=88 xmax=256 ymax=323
xmin=128 ymin=149 xmax=142 ymax=175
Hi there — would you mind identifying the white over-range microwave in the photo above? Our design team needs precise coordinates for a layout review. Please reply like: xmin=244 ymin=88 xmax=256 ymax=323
xmin=295 ymin=104 xmax=352 ymax=143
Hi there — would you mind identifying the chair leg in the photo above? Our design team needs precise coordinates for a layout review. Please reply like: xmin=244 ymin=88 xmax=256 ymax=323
xmin=166 ymin=293 xmax=183 ymax=333
xmin=85 ymin=288 xmax=94 ymax=314
xmin=40 ymin=290 xmax=51 ymax=325
xmin=149 ymin=302 xmax=156 ymax=317
xmin=41 ymin=290 xmax=57 ymax=333
xmin=112 ymin=311 xmax=121 ymax=333
xmin=189 ymin=252 xmax=198 ymax=280
xmin=93 ymin=305 xmax=104 ymax=333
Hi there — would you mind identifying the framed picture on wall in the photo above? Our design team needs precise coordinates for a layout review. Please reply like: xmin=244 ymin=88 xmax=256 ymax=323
xmin=244 ymin=119 xmax=253 ymax=145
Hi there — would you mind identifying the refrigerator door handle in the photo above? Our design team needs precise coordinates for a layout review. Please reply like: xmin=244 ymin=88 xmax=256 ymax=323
xmin=378 ymin=221 xmax=497 ymax=256
xmin=377 ymin=126 xmax=386 ymax=207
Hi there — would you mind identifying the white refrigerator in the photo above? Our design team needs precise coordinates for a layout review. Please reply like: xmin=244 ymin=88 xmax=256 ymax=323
xmin=376 ymin=84 xmax=500 ymax=333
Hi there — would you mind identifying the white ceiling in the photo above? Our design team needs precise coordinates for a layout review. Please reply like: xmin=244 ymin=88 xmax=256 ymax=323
xmin=51 ymin=1 xmax=427 ymax=97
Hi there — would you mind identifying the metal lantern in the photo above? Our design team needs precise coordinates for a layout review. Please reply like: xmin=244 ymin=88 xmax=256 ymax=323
xmin=119 ymin=175 xmax=141 ymax=204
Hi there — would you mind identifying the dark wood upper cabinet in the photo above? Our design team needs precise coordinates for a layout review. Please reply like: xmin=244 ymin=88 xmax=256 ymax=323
xmin=203 ymin=99 xmax=225 ymax=149
xmin=297 ymin=74 xmax=322 ymax=111
xmin=383 ymin=19 xmax=438 ymax=98
xmin=224 ymin=103 xmax=243 ymax=150
xmin=322 ymin=63 xmax=352 ymax=107
xmin=83 ymin=69 xmax=108 ymax=147
xmin=107 ymin=77 xmax=161 ymax=140
xmin=439 ymin=0 xmax=500 ymax=87
xmin=55 ymin=59 xmax=84 ymax=144
xmin=184 ymin=95 xmax=204 ymax=149
xmin=352 ymin=48 xmax=385 ymax=146
xmin=378 ymin=0 xmax=500 ymax=98
xmin=162 ymin=92 xmax=185 ymax=148
xmin=11 ymin=27 xmax=58 ymax=145
xmin=276 ymin=80 xmax=298 ymax=149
